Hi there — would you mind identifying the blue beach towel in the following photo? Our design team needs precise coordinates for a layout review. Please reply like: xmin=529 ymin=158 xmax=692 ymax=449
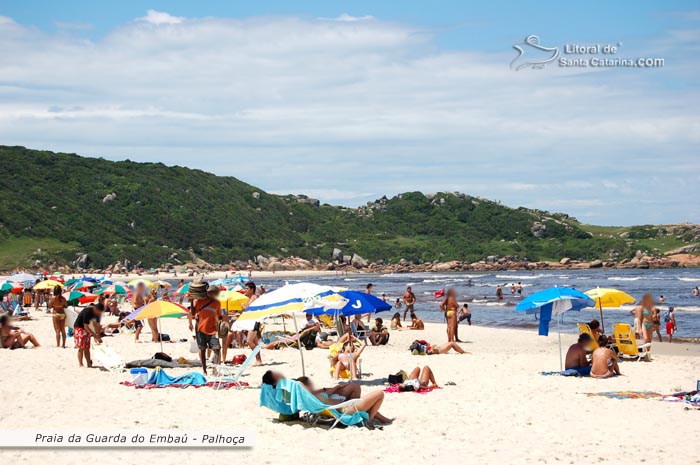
xmin=260 ymin=378 xmax=368 ymax=426
xmin=146 ymin=368 xmax=207 ymax=386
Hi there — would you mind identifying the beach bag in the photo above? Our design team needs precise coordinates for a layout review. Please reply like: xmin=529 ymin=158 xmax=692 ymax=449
xmin=154 ymin=352 xmax=172 ymax=362
xmin=299 ymin=330 xmax=317 ymax=350
xmin=189 ymin=281 xmax=209 ymax=300
xmin=218 ymin=320 xmax=229 ymax=339
xmin=388 ymin=370 xmax=408 ymax=385
xmin=231 ymin=354 xmax=247 ymax=365
xmin=409 ymin=340 xmax=429 ymax=355
xmin=189 ymin=337 xmax=198 ymax=353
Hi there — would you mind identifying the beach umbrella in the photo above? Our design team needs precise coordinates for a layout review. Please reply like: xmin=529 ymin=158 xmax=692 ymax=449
xmin=97 ymin=284 xmax=129 ymax=295
xmin=209 ymin=278 xmax=230 ymax=286
xmin=516 ymin=287 xmax=595 ymax=371
xmin=174 ymin=282 xmax=190 ymax=295
xmin=236 ymin=283 xmax=348 ymax=376
xmin=584 ymin=288 xmax=635 ymax=333
xmin=71 ymin=280 xmax=95 ymax=291
xmin=217 ymin=290 xmax=248 ymax=312
xmin=11 ymin=273 xmax=37 ymax=284
xmin=237 ymin=283 xmax=347 ymax=322
xmin=0 ymin=282 xmax=23 ymax=296
xmin=128 ymin=278 xmax=153 ymax=289
xmin=230 ymin=276 xmax=250 ymax=284
xmin=79 ymin=292 xmax=98 ymax=305
xmin=155 ymin=280 xmax=172 ymax=288
xmin=62 ymin=290 xmax=85 ymax=305
xmin=33 ymin=279 xmax=65 ymax=290
xmin=124 ymin=301 xmax=188 ymax=352
xmin=308 ymin=290 xmax=392 ymax=317
xmin=64 ymin=278 xmax=80 ymax=287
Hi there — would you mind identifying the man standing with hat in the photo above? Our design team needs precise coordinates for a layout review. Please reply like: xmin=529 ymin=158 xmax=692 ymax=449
xmin=188 ymin=284 xmax=222 ymax=375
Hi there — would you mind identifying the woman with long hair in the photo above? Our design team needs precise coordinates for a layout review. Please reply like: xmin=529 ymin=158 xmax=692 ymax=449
xmin=48 ymin=285 xmax=67 ymax=347
xmin=440 ymin=288 xmax=459 ymax=342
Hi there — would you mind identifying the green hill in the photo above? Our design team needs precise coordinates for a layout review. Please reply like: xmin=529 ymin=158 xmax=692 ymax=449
xmin=0 ymin=146 xmax=695 ymax=270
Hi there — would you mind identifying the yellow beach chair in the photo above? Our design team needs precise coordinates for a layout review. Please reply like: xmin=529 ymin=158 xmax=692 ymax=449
xmin=577 ymin=323 xmax=599 ymax=352
xmin=612 ymin=323 xmax=651 ymax=361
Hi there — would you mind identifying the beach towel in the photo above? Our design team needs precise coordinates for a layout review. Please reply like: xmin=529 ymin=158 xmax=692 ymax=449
xmin=125 ymin=358 xmax=202 ymax=369
xmin=260 ymin=379 xmax=368 ymax=426
xmin=384 ymin=384 xmax=439 ymax=394
xmin=120 ymin=368 xmax=248 ymax=390
xmin=586 ymin=391 xmax=662 ymax=400
xmin=540 ymin=369 xmax=582 ymax=377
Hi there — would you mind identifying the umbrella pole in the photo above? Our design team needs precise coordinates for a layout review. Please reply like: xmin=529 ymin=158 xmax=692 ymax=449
xmin=558 ymin=312 xmax=563 ymax=373
xmin=598 ymin=297 xmax=605 ymax=333
xmin=293 ymin=315 xmax=306 ymax=377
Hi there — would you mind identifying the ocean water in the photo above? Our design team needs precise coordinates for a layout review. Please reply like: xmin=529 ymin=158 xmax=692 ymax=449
xmin=250 ymin=268 xmax=700 ymax=338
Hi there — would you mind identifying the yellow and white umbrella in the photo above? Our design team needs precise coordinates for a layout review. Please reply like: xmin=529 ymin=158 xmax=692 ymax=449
xmin=33 ymin=279 xmax=65 ymax=290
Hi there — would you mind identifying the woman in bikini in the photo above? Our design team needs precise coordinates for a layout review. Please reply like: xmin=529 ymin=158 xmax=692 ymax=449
xmin=333 ymin=339 xmax=366 ymax=380
xmin=144 ymin=287 xmax=160 ymax=342
xmin=132 ymin=283 xmax=147 ymax=342
xmin=48 ymin=285 xmax=68 ymax=347
xmin=635 ymin=293 xmax=654 ymax=354
xmin=0 ymin=314 xmax=40 ymax=349
xmin=440 ymin=288 xmax=459 ymax=342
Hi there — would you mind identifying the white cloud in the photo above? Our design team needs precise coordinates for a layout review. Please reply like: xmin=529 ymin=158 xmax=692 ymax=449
xmin=137 ymin=9 xmax=184 ymax=25
xmin=0 ymin=11 xmax=697 ymax=225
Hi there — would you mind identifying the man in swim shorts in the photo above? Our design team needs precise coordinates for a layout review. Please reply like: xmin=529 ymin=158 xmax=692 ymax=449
xmin=402 ymin=286 xmax=416 ymax=321
xmin=564 ymin=333 xmax=592 ymax=376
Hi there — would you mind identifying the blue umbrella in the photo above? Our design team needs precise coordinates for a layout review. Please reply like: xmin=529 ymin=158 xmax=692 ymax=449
xmin=308 ymin=290 xmax=392 ymax=317
xmin=516 ymin=287 xmax=595 ymax=371
xmin=231 ymin=276 xmax=250 ymax=284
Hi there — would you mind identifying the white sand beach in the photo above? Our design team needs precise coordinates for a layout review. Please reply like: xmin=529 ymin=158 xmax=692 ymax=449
xmin=1 ymin=312 xmax=699 ymax=465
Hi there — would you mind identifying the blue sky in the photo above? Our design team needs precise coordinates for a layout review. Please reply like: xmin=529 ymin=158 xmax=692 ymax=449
xmin=1 ymin=1 xmax=699 ymax=225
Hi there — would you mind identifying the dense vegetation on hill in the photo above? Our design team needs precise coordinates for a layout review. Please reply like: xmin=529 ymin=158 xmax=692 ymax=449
xmin=0 ymin=146 xmax=694 ymax=270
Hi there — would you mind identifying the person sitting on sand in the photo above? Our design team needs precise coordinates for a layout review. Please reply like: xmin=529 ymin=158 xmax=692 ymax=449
xmin=74 ymin=303 xmax=105 ymax=367
xmin=409 ymin=312 xmax=424 ymax=330
xmin=564 ymin=333 xmax=592 ymax=376
xmin=588 ymin=319 xmax=604 ymax=340
xmin=428 ymin=341 xmax=467 ymax=355
xmin=0 ymin=314 xmax=40 ymax=349
xmin=399 ymin=366 xmax=438 ymax=391
xmin=262 ymin=370 xmax=392 ymax=426
xmin=368 ymin=317 xmax=389 ymax=345
xmin=590 ymin=336 xmax=621 ymax=379
xmin=295 ymin=375 xmax=361 ymax=404
xmin=390 ymin=312 xmax=402 ymax=330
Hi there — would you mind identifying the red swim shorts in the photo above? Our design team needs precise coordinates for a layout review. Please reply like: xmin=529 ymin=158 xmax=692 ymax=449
xmin=74 ymin=327 xmax=91 ymax=349
xmin=665 ymin=321 xmax=674 ymax=335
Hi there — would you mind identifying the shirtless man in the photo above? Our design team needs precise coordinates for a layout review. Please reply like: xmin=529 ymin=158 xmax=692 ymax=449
xmin=590 ymin=336 xmax=621 ymax=379
xmin=402 ymin=286 xmax=416 ymax=321
xmin=564 ymin=333 xmax=592 ymax=376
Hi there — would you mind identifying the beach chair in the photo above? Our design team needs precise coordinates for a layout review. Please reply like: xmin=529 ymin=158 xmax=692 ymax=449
xmin=260 ymin=378 xmax=367 ymax=429
xmin=577 ymin=323 xmax=599 ymax=351
xmin=211 ymin=344 xmax=262 ymax=389
xmin=612 ymin=323 xmax=651 ymax=361
xmin=350 ymin=321 xmax=369 ymax=344
xmin=317 ymin=314 xmax=335 ymax=330
xmin=328 ymin=341 xmax=363 ymax=379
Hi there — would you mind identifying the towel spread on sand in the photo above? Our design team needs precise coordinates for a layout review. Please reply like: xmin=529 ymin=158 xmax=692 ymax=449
xmin=384 ymin=384 xmax=439 ymax=394
xmin=120 ymin=368 xmax=248 ymax=389
xmin=586 ymin=391 xmax=662 ymax=400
